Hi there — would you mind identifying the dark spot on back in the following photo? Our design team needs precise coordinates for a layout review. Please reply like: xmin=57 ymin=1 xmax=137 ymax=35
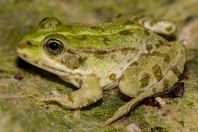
xmin=150 ymin=51 xmax=170 ymax=63
xmin=156 ymin=40 xmax=170 ymax=48
xmin=119 ymin=30 xmax=133 ymax=35
xmin=130 ymin=61 xmax=139 ymax=66
xmin=153 ymin=64 xmax=163 ymax=81
xmin=145 ymin=44 xmax=153 ymax=52
xmin=155 ymin=44 xmax=160 ymax=48
xmin=163 ymin=54 xmax=170 ymax=63
xmin=140 ymin=53 xmax=148 ymax=58
xmin=140 ymin=73 xmax=150 ymax=88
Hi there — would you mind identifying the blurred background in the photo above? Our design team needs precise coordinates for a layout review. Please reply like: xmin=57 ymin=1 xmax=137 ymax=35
xmin=0 ymin=0 xmax=198 ymax=131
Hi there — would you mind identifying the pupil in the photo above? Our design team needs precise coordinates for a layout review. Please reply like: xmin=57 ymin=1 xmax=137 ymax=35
xmin=49 ymin=42 xmax=59 ymax=50
xmin=44 ymin=39 xmax=64 ymax=56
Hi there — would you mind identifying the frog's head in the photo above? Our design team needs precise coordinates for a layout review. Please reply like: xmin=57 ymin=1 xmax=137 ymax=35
xmin=17 ymin=17 xmax=82 ymax=76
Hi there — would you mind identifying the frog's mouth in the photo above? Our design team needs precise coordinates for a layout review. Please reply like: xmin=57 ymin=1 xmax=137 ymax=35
xmin=35 ymin=57 xmax=84 ymax=78
xmin=41 ymin=60 xmax=67 ymax=75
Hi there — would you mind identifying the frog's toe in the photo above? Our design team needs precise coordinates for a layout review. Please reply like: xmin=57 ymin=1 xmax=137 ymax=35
xmin=104 ymin=103 xmax=131 ymax=125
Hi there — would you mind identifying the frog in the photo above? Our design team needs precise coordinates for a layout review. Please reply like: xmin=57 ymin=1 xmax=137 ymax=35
xmin=17 ymin=17 xmax=186 ymax=125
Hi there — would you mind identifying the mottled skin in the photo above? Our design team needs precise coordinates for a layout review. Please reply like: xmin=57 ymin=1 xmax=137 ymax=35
xmin=17 ymin=17 xmax=186 ymax=125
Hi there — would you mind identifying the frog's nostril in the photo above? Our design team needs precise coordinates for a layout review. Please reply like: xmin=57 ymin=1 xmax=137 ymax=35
xmin=26 ymin=41 xmax=32 ymax=45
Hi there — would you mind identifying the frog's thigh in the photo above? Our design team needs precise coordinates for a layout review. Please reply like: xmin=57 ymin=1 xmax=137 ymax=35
xmin=119 ymin=44 xmax=185 ymax=97
xmin=105 ymin=60 xmax=184 ymax=125
xmin=106 ymin=65 xmax=180 ymax=125
xmin=119 ymin=62 xmax=181 ymax=98
xmin=38 ymin=75 xmax=103 ymax=109
xmin=106 ymin=44 xmax=185 ymax=125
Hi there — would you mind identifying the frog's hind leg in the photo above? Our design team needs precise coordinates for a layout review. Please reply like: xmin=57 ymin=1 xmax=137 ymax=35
xmin=38 ymin=75 xmax=103 ymax=109
xmin=105 ymin=68 xmax=180 ymax=125
xmin=105 ymin=42 xmax=185 ymax=125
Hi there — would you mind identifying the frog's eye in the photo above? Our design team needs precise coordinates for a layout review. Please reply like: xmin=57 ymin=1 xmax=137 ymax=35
xmin=39 ymin=17 xmax=61 ymax=30
xmin=44 ymin=39 xmax=64 ymax=56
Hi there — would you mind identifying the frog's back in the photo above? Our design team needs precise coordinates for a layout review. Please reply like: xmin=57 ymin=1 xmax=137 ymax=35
xmin=59 ymin=21 xmax=156 ymax=49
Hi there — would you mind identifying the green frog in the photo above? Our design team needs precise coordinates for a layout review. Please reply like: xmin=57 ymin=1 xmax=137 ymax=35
xmin=17 ymin=17 xmax=186 ymax=125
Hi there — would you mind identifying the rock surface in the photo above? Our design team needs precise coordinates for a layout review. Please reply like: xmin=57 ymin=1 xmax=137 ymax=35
xmin=0 ymin=0 xmax=198 ymax=131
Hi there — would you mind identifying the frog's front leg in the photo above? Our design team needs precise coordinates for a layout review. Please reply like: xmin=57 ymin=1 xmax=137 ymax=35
xmin=38 ymin=75 xmax=103 ymax=109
